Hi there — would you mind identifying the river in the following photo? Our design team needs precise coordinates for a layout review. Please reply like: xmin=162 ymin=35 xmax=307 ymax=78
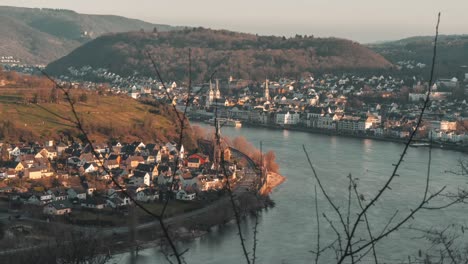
xmin=113 ymin=123 xmax=468 ymax=264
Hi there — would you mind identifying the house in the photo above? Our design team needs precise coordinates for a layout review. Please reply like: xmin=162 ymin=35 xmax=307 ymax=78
xmin=6 ymin=169 xmax=17 ymax=178
xmin=81 ymin=196 xmax=107 ymax=209
xmin=47 ymin=188 xmax=68 ymax=201
xmin=23 ymin=193 xmax=40 ymax=205
xmin=39 ymin=147 xmax=58 ymax=160
xmin=82 ymin=163 xmax=97 ymax=173
xmin=179 ymin=170 xmax=200 ymax=191
xmin=187 ymin=153 xmax=209 ymax=168
xmin=143 ymin=155 xmax=156 ymax=164
xmin=25 ymin=167 xmax=42 ymax=179
xmin=80 ymin=153 xmax=97 ymax=165
xmin=125 ymin=155 xmax=145 ymax=168
xmin=56 ymin=142 xmax=68 ymax=156
xmin=104 ymin=159 xmax=119 ymax=169
xmin=67 ymin=187 xmax=87 ymax=200
xmin=9 ymin=146 xmax=21 ymax=158
xmin=105 ymin=154 xmax=121 ymax=168
xmin=106 ymin=196 xmax=130 ymax=208
xmin=37 ymin=192 xmax=53 ymax=204
xmin=136 ymin=189 xmax=159 ymax=202
xmin=129 ymin=171 xmax=151 ymax=186
xmin=176 ymin=190 xmax=196 ymax=201
xmin=43 ymin=200 xmax=72 ymax=215
xmin=24 ymin=192 xmax=52 ymax=205
xmin=67 ymin=156 xmax=82 ymax=167
xmin=9 ymin=161 xmax=25 ymax=172
xmin=18 ymin=154 xmax=36 ymax=167
xmin=156 ymin=165 xmax=172 ymax=185
xmin=134 ymin=163 xmax=157 ymax=177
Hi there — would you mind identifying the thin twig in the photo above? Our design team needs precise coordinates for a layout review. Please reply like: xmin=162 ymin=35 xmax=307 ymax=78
xmin=303 ymin=145 xmax=349 ymax=236
xmin=351 ymin=176 xmax=378 ymax=264
xmin=338 ymin=13 xmax=441 ymax=263
xmin=314 ymin=185 xmax=321 ymax=264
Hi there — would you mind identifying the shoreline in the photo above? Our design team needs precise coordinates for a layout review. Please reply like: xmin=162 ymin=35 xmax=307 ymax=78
xmin=239 ymin=122 xmax=468 ymax=154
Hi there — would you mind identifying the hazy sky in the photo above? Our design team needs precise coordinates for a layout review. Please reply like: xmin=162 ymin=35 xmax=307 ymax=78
xmin=1 ymin=0 xmax=467 ymax=43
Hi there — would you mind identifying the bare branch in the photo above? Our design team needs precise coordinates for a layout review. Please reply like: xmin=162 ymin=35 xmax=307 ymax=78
xmin=338 ymin=13 xmax=441 ymax=263
xmin=314 ymin=185 xmax=321 ymax=264
xmin=303 ymin=145 xmax=349 ymax=237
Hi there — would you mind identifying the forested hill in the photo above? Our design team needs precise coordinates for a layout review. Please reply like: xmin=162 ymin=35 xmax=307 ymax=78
xmin=46 ymin=28 xmax=393 ymax=82
xmin=0 ymin=6 xmax=180 ymax=64
xmin=369 ymin=34 xmax=468 ymax=77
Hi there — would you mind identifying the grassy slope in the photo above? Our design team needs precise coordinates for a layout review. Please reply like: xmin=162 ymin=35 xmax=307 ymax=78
xmin=0 ymin=87 xmax=196 ymax=148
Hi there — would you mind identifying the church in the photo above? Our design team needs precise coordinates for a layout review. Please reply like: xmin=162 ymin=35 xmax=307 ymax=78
xmin=206 ymin=79 xmax=225 ymax=108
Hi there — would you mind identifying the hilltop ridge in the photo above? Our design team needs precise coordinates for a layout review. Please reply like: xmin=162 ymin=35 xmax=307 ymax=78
xmin=0 ymin=6 xmax=180 ymax=64
xmin=46 ymin=27 xmax=393 ymax=82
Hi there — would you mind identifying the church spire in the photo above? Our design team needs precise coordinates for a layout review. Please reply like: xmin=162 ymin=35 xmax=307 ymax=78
xmin=265 ymin=79 xmax=270 ymax=101
xmin=215 ymin=79 xmax=221 ymax=99
xmin=207 ymin=79 xmax=215 ymax=107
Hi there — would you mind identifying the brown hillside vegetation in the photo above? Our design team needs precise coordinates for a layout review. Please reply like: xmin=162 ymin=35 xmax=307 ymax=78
xmin=0 ymin=70 xmax=196 ymax=148
xmin=46 ymin=28 xmax=393 ymax=82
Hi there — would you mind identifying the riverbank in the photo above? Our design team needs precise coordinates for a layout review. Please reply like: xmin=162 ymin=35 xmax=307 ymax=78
xmin=240 ymin=122 xmax=468 ymax=154
xmin=260 ymin=172 xmax=286 ymax=195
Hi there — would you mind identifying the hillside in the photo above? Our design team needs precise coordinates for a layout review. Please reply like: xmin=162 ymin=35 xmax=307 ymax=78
xmin=0 ymin=69 xmax=197 ymax=149
xmin=46 ymin=28 xmax=393 ymax=82
xmin=0 ymin=6 xmax=180 ymax=64
xmin=369 ymin=34 xmax=468 ymax=77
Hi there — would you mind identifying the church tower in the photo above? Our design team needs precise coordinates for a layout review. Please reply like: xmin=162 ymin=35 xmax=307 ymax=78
xmin=215 ymin=79 xmax=221 ymax=99
xmin=207 ymin=80 xmax=215 ymax=107
xmin=265 ymin=79 xmax=271 ymax=101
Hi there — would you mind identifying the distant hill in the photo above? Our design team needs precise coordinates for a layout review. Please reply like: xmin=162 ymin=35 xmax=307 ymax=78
xmin=369 ymin=35 xmax=468 ymax=77
xmin=46 ymin=28 xmax=393 ymax=82
xmin=0 ymin=6 xmax=181 ymax=64
xmin=0 ymin=69 xmax=197 ymax=149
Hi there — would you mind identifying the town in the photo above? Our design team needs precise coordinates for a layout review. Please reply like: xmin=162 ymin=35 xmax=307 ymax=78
xmin=0 ymin=137 xmax=256 ymax=223
xmin=5 ymin=62 xmax=466 ymax=148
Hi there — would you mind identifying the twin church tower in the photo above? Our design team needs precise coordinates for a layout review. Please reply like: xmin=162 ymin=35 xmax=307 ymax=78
xmin=206 ymin=78 xmax=271 ymax=107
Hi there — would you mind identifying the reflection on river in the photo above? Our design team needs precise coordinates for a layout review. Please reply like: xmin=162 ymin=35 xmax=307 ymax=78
xmin=114 ymin=123 xmax=468 ymax=264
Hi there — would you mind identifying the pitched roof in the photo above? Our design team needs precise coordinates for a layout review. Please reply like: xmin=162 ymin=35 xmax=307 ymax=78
xmin=133 ymin=171 xmax=149 ymax=178
xmin=135 ymin=163 xmax=155 ymax=173
xmin=48 ymin=200 xmax=72 ymax=210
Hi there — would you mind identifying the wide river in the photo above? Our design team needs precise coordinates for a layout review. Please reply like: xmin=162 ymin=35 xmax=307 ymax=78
xmin=114 ymin=123 xmax=468 ymax=264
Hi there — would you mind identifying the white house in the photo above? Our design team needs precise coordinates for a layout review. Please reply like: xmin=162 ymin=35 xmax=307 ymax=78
xmin=136 ymin=189 xmax=159 ymax=202
xmin=176 ymin=190 xmax=196 ymax=201
xmin=130 ymin=171 xmax=151 ymax=186
xmin=43 ymin=201 xmax=72 ymax=215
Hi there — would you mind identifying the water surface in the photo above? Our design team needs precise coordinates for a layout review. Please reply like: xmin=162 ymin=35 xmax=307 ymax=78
xmin=115 ymin=124 xmax=468 ymax=264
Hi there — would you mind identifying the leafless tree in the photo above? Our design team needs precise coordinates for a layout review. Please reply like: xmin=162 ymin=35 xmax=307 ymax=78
xmin=302 ymin=13 xmax=468 ymax=263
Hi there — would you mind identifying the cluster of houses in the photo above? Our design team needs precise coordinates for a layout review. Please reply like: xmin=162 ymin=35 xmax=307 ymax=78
xmin=0 ymin=139 xmax=240 ymax=216
xmin=5 ymin=64 xmax=468 ymax=145
xmin=5 ymin=63 xmax=468 ymax=143
xmin=185 ymin=76 xmax=468 ymax=144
